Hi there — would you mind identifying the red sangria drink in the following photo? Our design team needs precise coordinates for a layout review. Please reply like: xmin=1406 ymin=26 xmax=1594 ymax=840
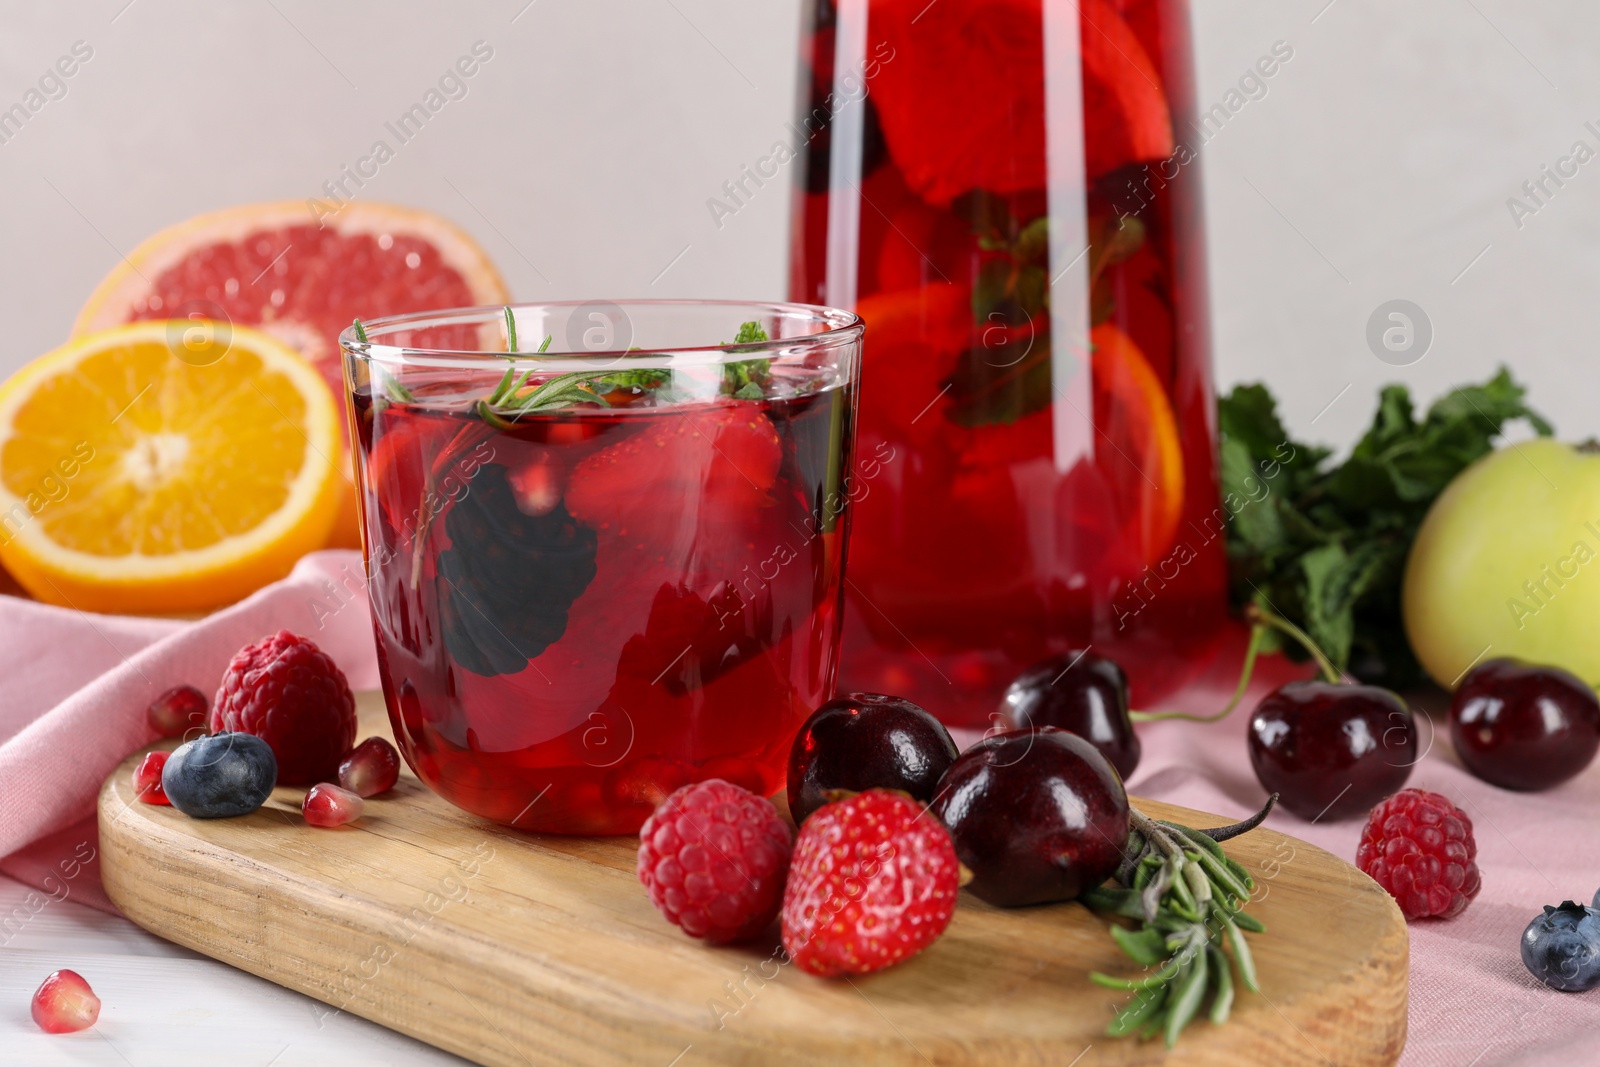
xmin=342 ymin=302 xmax=861 ymax=834
xmin=790 ymin=0 xmax=1227 ymax=724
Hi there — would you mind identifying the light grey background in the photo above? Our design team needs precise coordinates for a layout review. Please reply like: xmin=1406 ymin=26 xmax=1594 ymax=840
xmin=0 ymin=0 xmax=1593 ymax=447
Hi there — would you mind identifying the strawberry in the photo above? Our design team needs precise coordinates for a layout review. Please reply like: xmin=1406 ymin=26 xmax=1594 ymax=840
xmin=781 ymin=789 xmax=961 ymax=977
xmin=365 ymin=408 xmax=465 ymax=537
xmin=866 ymin=0 xmax=1174 ymax=203
xmin=565 ymin=402 xmax=785 ymax=611
xmin=565 ymin=403 xmax=781 ymax=533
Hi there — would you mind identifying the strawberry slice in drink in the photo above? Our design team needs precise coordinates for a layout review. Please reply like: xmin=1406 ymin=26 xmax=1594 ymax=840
xmin=565 ymin=402 xmax=783 ymax=550
xmin=559 ymin=401 xmax=785 ymax=669
xmin=866 ymin=0 xmax=1174 ymax=204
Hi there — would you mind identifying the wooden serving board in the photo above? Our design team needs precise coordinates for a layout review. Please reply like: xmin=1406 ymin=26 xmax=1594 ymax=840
xmin=98 ymin=695 xmax=1408 ymax=1066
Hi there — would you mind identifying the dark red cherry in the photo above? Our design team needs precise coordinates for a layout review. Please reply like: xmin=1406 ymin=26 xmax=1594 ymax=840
xmin=786 ymin=693 xmax=958 ymax=824
xmin=1247 ymin=681 xmax=1416 ymax=821
xmin=1000 ymin=651 xmax=1140 ymax=779
xmin=1449 ymin=658 xmax=1600 ymax=791
xmin=933 ymin=726 xmax=1129 ymax=907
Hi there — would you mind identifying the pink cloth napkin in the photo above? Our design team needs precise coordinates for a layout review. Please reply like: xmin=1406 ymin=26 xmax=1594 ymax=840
xmin=2 ymin=568 xmax=1596 ymax=1065
xmin=0 ymin=550 xmax=378 ymax=911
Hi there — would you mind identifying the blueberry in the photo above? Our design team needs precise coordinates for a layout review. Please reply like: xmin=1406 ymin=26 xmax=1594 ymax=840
xmin=161 ymin=732 xmax=278 ymax=818
xmin=1522 ymin=901 xmax=1600 ymax=992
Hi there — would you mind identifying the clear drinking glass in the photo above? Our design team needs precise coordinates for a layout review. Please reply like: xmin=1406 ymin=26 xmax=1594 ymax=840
xmin=342 ymin=301 xmax=862 ymax=834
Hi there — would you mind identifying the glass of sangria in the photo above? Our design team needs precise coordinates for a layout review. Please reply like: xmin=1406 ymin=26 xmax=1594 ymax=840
xmin=791 ymin=0 xmax=1226 ymax=725
xmin=342 ymin=301 xmax=861 ymax=834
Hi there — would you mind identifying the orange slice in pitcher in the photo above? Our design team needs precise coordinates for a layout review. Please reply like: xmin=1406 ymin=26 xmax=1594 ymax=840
xmin=0 ymin=321 xmax=341 ymax=613
xmin=1091 ymin=321 xmax=1184 ymax=564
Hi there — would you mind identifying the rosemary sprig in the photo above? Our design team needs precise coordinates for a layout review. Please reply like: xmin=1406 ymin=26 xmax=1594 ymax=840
xmin=474 ymin=307 xmax=682 ymax=428
xmin=352 ymin=318 xmax=414 ymax=403
xmin=1084 ymin=796 xmax=1276 ymax=1047
xmin=477 ymin=364 xmax=610 ymax=430
xmin=472 ymin=314 xmax=775 ymax=426
xmin=375 ymin=310 xmax=770 ymax=588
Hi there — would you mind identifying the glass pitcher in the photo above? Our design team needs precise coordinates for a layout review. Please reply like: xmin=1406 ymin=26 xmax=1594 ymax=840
xmin=790 ymin=0 xmax=1227 ymax=726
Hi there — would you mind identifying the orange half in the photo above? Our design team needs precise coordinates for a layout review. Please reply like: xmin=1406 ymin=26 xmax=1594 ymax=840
xmin=0 ymin=321 xmax=341 ymax=613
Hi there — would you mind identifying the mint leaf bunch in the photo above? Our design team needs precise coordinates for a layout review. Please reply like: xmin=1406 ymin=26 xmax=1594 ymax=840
xmin=1220 ymin=367 xmax=1553 ymax=687
xmin=944 ymin=197 xmax=1150 ymax=428
xmin=723 ymin=320 xmax=771 ymax=399
xmin=590 ymin=368 xmax=671 ymax=394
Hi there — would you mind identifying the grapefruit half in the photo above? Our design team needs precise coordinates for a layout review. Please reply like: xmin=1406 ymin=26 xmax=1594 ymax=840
xmin=72 ymin=201 xmax=511 ymax=546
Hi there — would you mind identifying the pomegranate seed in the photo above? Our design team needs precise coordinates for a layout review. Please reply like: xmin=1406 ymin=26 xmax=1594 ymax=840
xmin=31 ymin=970 xmax=100 ymax=1033
xmin=133 ymin=752 xmax=170 ymax=805
xmin=337 ymin=737 xmax=401 ymax=797
xmin=147 ymin=685 xmax=208 ymax=739
xmin=303 ymin=783 xmax=364 ymax=827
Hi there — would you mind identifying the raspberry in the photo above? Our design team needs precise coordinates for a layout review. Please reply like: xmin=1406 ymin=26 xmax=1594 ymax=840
xmin=209 ymin=630 xmax=356 ymax=785
xmin=781 ymin=789 xmax=960 ymax=976
xmin=31 ymin=969 xmax=100 ymax=1033
xmin=637 ymin=779 xmax=793 ymax=944
xmin=1356 ymin=788 xmax=1481 ymax=920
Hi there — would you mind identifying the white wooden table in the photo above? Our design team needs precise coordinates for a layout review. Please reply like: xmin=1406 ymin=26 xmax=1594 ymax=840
xmin=0 ymin=874 xmax=466 ymax=1066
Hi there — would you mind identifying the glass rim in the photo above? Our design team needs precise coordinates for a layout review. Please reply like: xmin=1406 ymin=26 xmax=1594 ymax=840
xmin=341 ymin=299 xmax=863 ymax=369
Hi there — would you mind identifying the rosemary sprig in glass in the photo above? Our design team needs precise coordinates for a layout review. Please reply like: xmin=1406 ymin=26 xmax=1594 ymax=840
xmin=351 ymin=318 xmax=414 ymax=403
xmin=350 ymin=311 xmax=771 ymax=587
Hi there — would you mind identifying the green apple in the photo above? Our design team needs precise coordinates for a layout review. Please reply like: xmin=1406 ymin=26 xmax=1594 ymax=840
xmin=1404 ymin=438 xmax=1600 ymax=688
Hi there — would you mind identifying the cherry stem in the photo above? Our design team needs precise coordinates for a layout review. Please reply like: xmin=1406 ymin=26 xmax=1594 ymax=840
xmin=1244 ymin=602 xmax=1343 ymax=684
xmin=1129 ymin=624 xmax=1265 ymax=724
xmin=1127 ymin=602 xmax=1344 ymax=724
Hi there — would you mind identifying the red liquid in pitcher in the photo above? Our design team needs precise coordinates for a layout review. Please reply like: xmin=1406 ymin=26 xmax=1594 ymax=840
xmin=791 ymin=0 xmax=1227 ymax=724
xmin=350 ymin=380 xmax=852 ymax=833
